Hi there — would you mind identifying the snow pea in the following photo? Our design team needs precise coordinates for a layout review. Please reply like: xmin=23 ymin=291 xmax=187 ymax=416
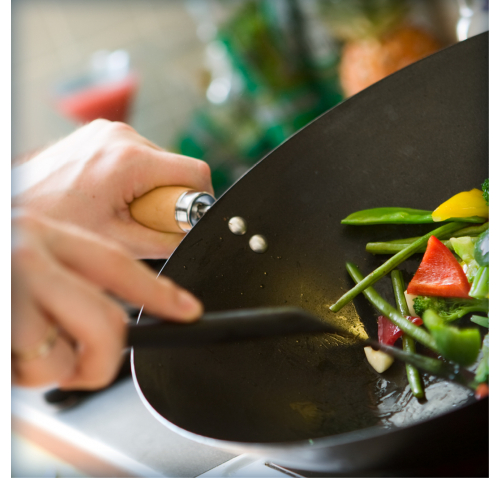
xmin=341 ymin=207 xmax=486 ymax=225
xmin=341 ymin=207 xmax=434 ymax=225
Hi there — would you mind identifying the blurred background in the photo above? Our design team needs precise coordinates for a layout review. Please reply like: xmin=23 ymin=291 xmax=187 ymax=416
xmin=12 ymin=0 xmax=488 ymax=198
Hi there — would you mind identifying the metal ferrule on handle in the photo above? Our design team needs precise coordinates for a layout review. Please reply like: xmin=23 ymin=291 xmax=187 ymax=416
xmin=129 ymin=186 xmax=215 ymax=233
xmin=175 ymin=191 xmax=215 ymax=232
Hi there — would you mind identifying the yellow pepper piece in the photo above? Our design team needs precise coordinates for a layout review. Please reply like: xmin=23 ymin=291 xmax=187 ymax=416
xmin=432 ymin=188 xmax=489 ymax=222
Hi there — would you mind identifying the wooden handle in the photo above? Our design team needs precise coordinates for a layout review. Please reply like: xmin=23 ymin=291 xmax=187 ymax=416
xmin=129 ymin=186 xmax=192 ymax=233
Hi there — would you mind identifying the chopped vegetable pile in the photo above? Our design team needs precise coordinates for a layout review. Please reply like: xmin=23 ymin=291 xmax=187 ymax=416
xmin=332 ymin=181 xmax=489 ymax=400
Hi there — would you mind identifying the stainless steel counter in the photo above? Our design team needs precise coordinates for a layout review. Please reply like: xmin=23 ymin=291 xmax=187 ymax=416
xmin=12 ymin=379 xmax=237 ymax=477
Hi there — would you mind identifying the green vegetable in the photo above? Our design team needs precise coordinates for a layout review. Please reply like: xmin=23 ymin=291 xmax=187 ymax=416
xmin=474 ymin=334 xmax=489 ymax=383
xmin=341 ymin=208 xmax=485 ymax=225
xmin=366 ymin=239 xmax=453 ymax=255
xmin=450 ymin=236 xmax=477 ymax=260
xmin=371 ymin=342 xmax=477 ymax=391
xmin=330 ymin=222 xmax=465 ymax=313
xmin=412 ymin=296 xmax=489 ymax=322
xmin=470 ymin=315 xmax=489 ymax=328
xmin=390 ymin=223 xmax=489 ymax=243
xmin=344 ymin=262 xmax=439 ymax=352
xmin=474 ymin=229 xmax=489 ymax=266
xmin=450 ymin=236 xmax=480 ymax=281
xmin=422 ymin=310 xmax=481 ymax=367
xmin=482 ymin=179 xmax=489 ymax=205
xmin=391 ymin=270 xmax=424 ymax=399
xmin=365 ymin=222 xmax=489 ymax=255
xmin=443 ymin=222 xmax=489 ymax=239
xmin=469 ymin=266 xmax=489 ymax=299
xmin=341 ymin=207 xmax=435 ymax=225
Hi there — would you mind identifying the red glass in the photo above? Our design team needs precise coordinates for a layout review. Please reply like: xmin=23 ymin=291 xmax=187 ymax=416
xmin=54 ymin=73 xmax=139 ymax=124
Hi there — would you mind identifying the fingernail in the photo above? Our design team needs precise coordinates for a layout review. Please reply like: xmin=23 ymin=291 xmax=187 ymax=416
xmin=177 ymin=290 xmax=202 ymax=320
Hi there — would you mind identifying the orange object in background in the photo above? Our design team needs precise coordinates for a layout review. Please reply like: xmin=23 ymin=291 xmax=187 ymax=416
xmin=54 ymin=74 xmax=139 ymax=124
xmin=339 ymin=25 xmax=442 ymax=97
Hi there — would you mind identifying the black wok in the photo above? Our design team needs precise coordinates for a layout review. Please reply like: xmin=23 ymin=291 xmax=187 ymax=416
xmin=132 ymin=33 xmax=488 ymax=474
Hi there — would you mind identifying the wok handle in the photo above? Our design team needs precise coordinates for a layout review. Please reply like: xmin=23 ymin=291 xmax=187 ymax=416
xmin=129 ymin=186 xmax=214 ymax=233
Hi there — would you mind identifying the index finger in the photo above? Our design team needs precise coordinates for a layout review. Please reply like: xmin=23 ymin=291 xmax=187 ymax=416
xmin=124 ymin=147 xmax=214 ymax=200
xmin=40 ymin=217 xmax=203 ymax=321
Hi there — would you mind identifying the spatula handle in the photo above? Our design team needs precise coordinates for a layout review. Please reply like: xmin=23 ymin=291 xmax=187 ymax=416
xmin=128 ymin=307 xmax=334 ymax=348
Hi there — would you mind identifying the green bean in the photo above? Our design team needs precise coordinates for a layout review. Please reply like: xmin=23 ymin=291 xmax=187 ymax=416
xmin=344 ymin=262 xmax=439 ymax=352
xmin=330 ymin=222 xmax=464 ymax=313
xmin=366 ymin=240 xmax=452 ymax=255
xmin=366 ymin=222 xmax=489 ymax=254
xmin=391 ymin=270 xmax=425 ymax=399
xmin=370 ymin=342 xmax=476 ymax=390
xmin=437 ymin=222 xmax=488 ymax=239
xmin=474 ymin=334 xmax=489 ymax=383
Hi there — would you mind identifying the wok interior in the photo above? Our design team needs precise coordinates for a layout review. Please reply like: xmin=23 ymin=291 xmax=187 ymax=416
xmin=135 ymin=234 xmax=476 ymax=443
xmin=134 ymin=34 xmax=487 ymax=444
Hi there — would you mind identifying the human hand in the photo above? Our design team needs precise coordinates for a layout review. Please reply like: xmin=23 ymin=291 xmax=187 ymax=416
xmin=11 ymin=119 xmax=213 ymax=259
xmin=11 ymin=210 xmax=203 ymax=390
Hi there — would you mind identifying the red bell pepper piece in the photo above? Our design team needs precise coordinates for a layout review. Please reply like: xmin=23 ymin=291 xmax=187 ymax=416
xmin=475 ymin=383 xmax=489 ymax=400
xmin=407 ymin=235 xmax=471 ymax=298
xmin=377 ymin=315 xmax=424 ymax=346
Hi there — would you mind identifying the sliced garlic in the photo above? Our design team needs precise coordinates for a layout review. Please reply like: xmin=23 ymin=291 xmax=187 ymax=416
xmin=364 ymin=346 xmax=394 ymax=373
xmin=404 ymin=290 xmax=418 ymax=317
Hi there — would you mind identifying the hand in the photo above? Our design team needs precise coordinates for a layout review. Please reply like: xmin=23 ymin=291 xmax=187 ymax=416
xmin=11 ymin=119 xmax=213 ymax=259
xmin=11 ymin=210 xmax=203 ymax=390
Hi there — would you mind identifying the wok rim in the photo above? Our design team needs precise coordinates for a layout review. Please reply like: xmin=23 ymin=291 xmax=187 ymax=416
xmin=131 ymin=348 xmax=487 ymax=454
